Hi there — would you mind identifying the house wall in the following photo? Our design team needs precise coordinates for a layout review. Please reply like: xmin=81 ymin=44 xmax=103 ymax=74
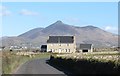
xmin=47 ymin=43 xmax=76 ymax=53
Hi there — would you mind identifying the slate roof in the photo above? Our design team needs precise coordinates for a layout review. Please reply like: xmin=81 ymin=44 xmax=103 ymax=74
xmin=80 ymin=44 xmax=92 ymax=49
xmin=47 ymin=36 xmax=74 ymax=43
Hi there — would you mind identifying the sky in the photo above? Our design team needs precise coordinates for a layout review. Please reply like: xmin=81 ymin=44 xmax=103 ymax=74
xmin=1 ymin=0 xmax=119 ymax=2
xmin=0 ymin=2 xmax=118 ymax=36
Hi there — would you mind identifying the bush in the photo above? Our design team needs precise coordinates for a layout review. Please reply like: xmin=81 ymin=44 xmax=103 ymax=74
xmin=48 ymin=56 xmax=120 ymax=74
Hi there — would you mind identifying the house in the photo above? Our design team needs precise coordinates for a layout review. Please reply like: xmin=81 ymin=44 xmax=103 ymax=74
xmin=47 ymin=36 xmax=76 ymax=53
xmin=41 ymin=45 xmax=47 ymax=52
xmin=10 ymin=46 xmax=22 ymax=51
xmin=78 ymin=44 xmax=93 ymax=53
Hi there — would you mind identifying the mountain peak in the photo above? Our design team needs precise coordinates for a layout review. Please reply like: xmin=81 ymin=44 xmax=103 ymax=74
xmin=82 ymin=25 xmax=98 ymax=29
xmin=54 ymin=20 xmax=63 ymax=24
xmin=86 ymin=25 xmax=97 ymax=27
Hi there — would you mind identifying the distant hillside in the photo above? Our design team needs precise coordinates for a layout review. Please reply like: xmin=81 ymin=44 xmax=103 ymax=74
xmin=1 ymin=20 xmax=118 ymax=48
xmin=18 ymin=27 xmax=44 ymax=39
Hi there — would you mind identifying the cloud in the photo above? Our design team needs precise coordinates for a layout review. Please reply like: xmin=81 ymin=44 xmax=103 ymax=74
xmin=0 ymin=10 xmax=11 ymax=16
xmin=20 ymin=9 xmax=38 ymax=16
xmin=104 ymin=26 xmax=118 ymax=34
xmin=0 ymin=5 xmax=11 ymax=16
xmin=105 ymin=26 xmax=117 ymax=31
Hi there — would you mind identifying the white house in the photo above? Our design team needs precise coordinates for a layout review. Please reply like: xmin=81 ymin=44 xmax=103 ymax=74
xmin=47 ymin=36 xmax=76 ymax=53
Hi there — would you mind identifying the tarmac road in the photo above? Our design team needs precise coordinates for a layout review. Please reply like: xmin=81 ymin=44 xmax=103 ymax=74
xmin=14 ymin=58 xmax=65 ymax=74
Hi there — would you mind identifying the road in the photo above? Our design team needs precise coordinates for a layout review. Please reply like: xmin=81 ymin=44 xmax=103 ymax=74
xmin=14 ymin=58 xmax=65 ymax=74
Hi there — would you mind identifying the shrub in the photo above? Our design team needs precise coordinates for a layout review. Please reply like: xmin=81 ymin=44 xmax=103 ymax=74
xmin=48 ymin=56 xmax=120 ymax=74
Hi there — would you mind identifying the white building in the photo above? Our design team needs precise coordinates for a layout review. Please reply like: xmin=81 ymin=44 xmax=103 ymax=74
xmin=47 ymin=36 xmax=76 ymax=53
xmin=79 ymin=44 xmax=93 ymax=52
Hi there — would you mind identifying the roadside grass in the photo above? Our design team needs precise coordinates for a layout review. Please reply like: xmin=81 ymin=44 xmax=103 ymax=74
xmin=54 ymin=51 xmax=120 ymax=61
xmin=2 ymin=51 xmax=50 ymax=74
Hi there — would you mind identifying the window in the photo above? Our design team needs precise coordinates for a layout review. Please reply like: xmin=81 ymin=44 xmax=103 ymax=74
xmin=67 ymin=44 xmax=69 ymax=46
xmin=66 ymin=49 xmax=67 ymax=52
xmin=53 ymin=49 xmax=55 ymax=52
xmin=68 ymin=49 xmax=70 ymax=52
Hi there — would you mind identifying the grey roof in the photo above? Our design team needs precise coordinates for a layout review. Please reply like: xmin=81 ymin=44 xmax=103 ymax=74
xmin=80 ymin=44 xmax=92 ymax=49
xmin=47 ymin=36 xmax=74 ymax=43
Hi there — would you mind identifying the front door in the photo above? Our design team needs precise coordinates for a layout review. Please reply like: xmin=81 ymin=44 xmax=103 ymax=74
xmin=59 ymin=48 xmax=61 ymax=53
xmin=82 ymin=49 xmax=88 ymax=52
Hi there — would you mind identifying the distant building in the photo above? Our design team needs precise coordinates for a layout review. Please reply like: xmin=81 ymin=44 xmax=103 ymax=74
xmin=10 ymin=46 xmax=22 ymax=51
xmin=47 ymin=36 xmax=76 ymax=53
xmin=41 ymin=45 xmax=47 ymax=52
xmin=78 ymin=44 xmax=93 ymax=52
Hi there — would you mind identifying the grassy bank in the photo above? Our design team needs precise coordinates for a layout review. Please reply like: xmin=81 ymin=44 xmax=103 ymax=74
xmin=54 ymin=52 xmax=120 ymax=64
xmin=48 ymin=55 xmax=120 ymax=74
xmin=2 ymin=51 xmax=50 ymax=74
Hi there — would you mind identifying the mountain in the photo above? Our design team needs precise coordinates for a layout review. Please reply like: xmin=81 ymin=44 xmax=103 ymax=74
xmin=1 ymin=20 xmax=118 ymax=48
xmin=18 ymin=27 xmax=44 ymax=39
xmin=41 ymin=20 xmax=78 ymax=35
xmin=1 ymin=36 xmax=30 ymax=47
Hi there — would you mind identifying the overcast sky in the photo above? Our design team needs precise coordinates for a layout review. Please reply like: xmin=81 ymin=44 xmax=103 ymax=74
xmin=0 ymin=2 xmax=118 ymax=36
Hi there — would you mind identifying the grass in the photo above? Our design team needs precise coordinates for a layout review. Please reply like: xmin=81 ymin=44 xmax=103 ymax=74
xmin=54 ymin=51 xmax=120 ymax=63
xmin=2 ymin=51 xmax=50 ymax=74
